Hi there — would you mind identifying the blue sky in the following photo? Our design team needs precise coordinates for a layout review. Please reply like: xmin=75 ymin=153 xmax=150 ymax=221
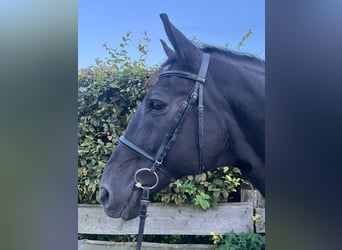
xmin=78 ymin=0 xmax=264 ymax=69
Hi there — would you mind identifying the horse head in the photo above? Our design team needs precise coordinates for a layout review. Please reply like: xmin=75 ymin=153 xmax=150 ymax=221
xmin=99 ymin=13 xmax=265 ymax=220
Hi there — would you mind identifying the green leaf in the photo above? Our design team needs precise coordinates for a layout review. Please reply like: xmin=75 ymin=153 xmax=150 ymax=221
xmin=199 ymin=199 xmax=210 ymax=209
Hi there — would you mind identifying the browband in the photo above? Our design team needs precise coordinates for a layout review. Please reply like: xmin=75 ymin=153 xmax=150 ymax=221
xmin=159 ymin=70 xmax=206 ymax=83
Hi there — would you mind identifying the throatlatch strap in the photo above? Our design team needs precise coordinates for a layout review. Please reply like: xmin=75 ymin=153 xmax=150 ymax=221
xmin=196 ymin=53 xmax=210 ymax=173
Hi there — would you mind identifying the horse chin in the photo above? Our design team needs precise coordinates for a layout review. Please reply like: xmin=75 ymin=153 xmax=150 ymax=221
xmin=102 ymin=207 xmax=121 ymax=218
xmin=120 ymin=205 xmax=139 ymax=221
xmin=101 ymin=187 xmax=140 ymax=220
xmin=120 ymin=189 xmax=141 ymax=220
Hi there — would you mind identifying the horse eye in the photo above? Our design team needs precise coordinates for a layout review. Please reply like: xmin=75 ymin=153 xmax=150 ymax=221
xmin=148 ymin=100 xmax=166 ymax=111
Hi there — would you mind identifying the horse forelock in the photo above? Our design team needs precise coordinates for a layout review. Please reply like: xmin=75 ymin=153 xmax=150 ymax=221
xmin=145 ymin=56 xmax=176 ymax=90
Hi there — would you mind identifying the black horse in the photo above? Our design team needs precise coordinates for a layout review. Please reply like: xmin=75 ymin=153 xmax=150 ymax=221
xmin=100 ymin=13 xmax=264 ymax=220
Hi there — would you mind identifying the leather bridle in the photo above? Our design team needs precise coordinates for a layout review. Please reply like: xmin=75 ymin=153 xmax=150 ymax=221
xmin=118 ymin=52 xmax=210 ymax=250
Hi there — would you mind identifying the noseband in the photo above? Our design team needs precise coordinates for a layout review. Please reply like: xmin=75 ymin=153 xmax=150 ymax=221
xmin=118 ymin=52 xmax=210 ymax=250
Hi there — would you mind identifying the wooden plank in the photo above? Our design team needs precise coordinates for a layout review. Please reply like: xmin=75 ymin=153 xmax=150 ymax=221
xmin=78 ymin=203 xmax=254 ymax=235
xmin=255 ymin=208 xmax=265 ymax=233
xmin=78 ymin=239 xmax=215 ymax=250
xmin=241 ymin=188 xmax=265 ymax=208
xmin=240 ymin=187 xmax=265 ymax=234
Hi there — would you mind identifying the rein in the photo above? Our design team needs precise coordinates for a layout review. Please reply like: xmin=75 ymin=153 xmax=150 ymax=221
xmin=119 ymin=52 xmax=210 ymax=250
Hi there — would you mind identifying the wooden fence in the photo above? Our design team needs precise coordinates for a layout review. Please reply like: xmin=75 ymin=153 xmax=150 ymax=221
xmin=78 ymin=189 xmax=265 ymax=249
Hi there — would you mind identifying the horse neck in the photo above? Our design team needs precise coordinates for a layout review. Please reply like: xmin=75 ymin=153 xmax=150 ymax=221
xmin=207 ymin=52 xmax=265 ymax=184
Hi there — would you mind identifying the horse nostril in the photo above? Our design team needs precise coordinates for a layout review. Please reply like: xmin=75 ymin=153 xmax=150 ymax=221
xmin=99 ymin=186 xmax=109 ymax=205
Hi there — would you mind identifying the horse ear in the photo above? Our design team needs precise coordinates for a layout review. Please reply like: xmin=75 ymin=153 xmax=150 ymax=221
xmin=160 ymin=39 xmax=175 ymax=59
xmin=160 ymin=13 xmax=201 ymax=70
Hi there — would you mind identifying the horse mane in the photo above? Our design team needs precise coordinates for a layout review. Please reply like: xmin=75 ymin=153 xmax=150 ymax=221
xmin=202 ymin=45 xmax=265 ymax=67
xmin=146 ymin=44 xmax=264 ymax=89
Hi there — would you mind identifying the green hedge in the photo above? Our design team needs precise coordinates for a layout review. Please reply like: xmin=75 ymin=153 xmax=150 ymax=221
xmin=78 ymin=31 xmax=246 ymax=207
